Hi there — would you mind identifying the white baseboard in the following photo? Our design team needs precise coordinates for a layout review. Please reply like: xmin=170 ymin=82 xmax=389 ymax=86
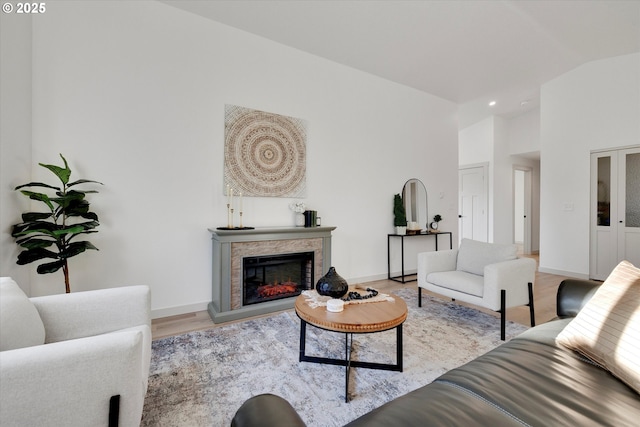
xmin=346 ymin=274 xmax=382 ymax=284
xmin=347 ymin=272 xmax=415 ymax=284
xmin=538 ymin=267 xmax=590 ymax=280
xmin=152 ymin=301 xmax=210 ymax=320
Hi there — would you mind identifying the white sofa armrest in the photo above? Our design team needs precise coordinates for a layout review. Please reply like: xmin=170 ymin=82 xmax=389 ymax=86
xmin=483 ymin=257 xmax=536 ymax=311
xmin=31 ymin=285 xmax=150 ymax=343
xmin=417 ymin=250 xmax=458 ymax=287
xmin=0 ymin=328 xmax=147 ymax=427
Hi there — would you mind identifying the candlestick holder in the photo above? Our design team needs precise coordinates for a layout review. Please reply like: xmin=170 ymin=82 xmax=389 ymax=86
xmin=217 ymin=204 xmax=254 ymax=230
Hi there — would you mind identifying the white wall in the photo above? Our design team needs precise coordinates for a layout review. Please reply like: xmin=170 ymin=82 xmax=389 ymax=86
xmin=507 ymin=109 xmax=541 ymax=253
xmin=459 ymin=117 xmax=493 ymax=166
xmin=492 ymin=116 xmax=513 ymax=244
xmin=459 ymin=111 xmax=541 ymax=249
xmin=0 ymin=1 xmax=458 ymax=317
xmin=509 ymin=109 xmax=540 ymax=156
xmin=0 ymin=13 xmax=32 ymax=291
xmin=540 ymin=52 xmax=640 ymax=277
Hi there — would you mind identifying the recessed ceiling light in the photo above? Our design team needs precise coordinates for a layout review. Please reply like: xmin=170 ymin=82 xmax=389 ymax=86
xmin=488 ymin=101 xmax=497 ymax=107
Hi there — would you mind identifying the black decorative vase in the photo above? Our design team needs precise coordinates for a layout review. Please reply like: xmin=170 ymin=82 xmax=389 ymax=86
xmin=315 ymin=267 xmax=348 ymax=298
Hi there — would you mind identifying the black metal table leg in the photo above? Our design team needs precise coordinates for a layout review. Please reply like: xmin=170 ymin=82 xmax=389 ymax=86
xmin=400 ymin=235 xmax=405 ymax=281
xmin=396 ymin=324 xmax=403 ymax=371
xmin=387 ymin=235 xmax=391 ymax=280
xmin=345 ymin=333 xmax=352 ymax=403
xmin=299 ymin=319 xmax=307 ymax=362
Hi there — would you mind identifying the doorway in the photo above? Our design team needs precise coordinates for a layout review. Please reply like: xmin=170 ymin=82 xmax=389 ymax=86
xmin=513 ymin=167 xmax=532 ymax=255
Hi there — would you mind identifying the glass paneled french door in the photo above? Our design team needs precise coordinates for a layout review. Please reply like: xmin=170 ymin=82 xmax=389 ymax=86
xmin=591 ymin=147 xmax=640 ymax=280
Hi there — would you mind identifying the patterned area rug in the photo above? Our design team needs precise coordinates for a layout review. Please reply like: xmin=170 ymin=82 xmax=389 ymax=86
xmin=141 ymin=288 xmax=528 ymax=426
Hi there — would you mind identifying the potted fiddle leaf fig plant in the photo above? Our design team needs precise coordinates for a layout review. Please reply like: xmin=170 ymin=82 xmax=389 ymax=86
xmin=11 ymin=154 xmax=103 ymax=293
xmin=393 ymin=193 xmax=407 ymax=235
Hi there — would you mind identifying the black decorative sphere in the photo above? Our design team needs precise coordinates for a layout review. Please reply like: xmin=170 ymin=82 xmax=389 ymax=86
xmin=315 ymin=267 xmax=348 ymax=298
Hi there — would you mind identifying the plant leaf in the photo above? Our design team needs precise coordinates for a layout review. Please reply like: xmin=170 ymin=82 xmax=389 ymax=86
xmin=15 ymin=182 xmax=61 ymax=191
xmin=68 ymin=179 xmax=103 ymax=187
xmin=16 ymin=247 xmax=59 ymax=265
xmin=67 ymin=230 xmax=99 ymax=242
xmin=79 ymin=211 xmax=99 ymax=221
xmin=61 ymin=241 xmax=98 ymax=259
xmin=39 ymin=154 xmax=71 ymax=185
xmin=20 ymin=191 xmax=54 ymax=211
xmin=15 ymin=237 xmax=55 ymax=249
xmin=51 ymin=191 xmax=86 ymax=210
xmin=21 ymin=212 xmax=54 ymax=222
xmin=52 ymin=225 xmax=84 ymax=237
xmin=12 ymin=221 xmax=58 ymax=237
xmin=36 ymin=260 xmax=65 ymax=274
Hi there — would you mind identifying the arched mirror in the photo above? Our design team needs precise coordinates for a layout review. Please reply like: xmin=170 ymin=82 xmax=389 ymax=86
xmin=402 ymin=178 xmax=428 ymax=231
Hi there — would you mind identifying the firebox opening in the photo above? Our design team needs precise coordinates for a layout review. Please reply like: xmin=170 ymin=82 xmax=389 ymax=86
xmin=243 ymin=251 xmax=314 ymax=306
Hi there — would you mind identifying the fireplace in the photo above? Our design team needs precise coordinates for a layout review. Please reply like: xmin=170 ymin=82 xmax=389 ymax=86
xmin=208 ymin=226 xmax=335 ymax=323
xmin=243 ymin=252 xmax=314 ymax=305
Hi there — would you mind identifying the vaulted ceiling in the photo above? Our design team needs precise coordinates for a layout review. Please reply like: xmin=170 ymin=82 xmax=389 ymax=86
xmin=162 ymin=0 xmax=640 ymax=127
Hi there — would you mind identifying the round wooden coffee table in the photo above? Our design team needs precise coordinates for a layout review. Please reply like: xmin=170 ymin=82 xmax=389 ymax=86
xmin=294 ymin=293 xmax=408 ymax=402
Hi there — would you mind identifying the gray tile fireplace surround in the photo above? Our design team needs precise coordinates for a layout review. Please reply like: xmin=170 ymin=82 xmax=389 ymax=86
xmin=208 ymin=226 xmax=336 ymax=323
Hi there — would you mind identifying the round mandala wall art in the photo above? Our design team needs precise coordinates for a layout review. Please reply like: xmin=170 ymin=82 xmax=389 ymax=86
xmin=224 ymin=105 xmax=307 ymax=197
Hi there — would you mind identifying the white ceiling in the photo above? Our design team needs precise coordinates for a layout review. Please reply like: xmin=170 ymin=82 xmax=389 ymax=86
xmin=162 ymin=0 xmax=640 ymax=127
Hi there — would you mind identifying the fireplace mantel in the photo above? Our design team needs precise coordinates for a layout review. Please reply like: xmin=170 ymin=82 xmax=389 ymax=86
xmin=208 ymin=226 xmax=336 ymax=323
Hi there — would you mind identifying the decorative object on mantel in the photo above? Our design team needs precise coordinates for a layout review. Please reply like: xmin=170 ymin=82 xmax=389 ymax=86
xmin=430 ymin=214 xmax=442 ymax=231
xmin=289 ymin=200 xmax=306 ymax=226
xmin=303 ymin=210 xmax=318 ymax=227
xmin=224 ymin=104 xmax=307 ymax=198
xmin=393 ymin=193 xmax=407 ymax=235
xmin=217 ymin=184 xmax=254 ymax=230
xmin=315 ymin=266 xmax=349 ymax=298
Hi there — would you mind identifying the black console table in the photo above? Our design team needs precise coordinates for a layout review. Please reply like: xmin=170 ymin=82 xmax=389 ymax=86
xmin=387 ymin=231 xmax=453 ymax=283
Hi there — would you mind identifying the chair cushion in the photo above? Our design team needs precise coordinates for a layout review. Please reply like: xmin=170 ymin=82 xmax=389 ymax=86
xmin=456 ymin=239 xmax=517 ymax=276
xmin=0 ymin=277 xmax=46 ymax=351
xmin=427 ymin=271 xmax=484 ymax=297
xmin=556 ymin=260 xmax=640 ymax=394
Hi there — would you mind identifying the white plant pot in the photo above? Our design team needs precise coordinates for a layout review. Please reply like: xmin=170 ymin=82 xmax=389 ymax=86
xmin=395 ymin=226 xmax=407 ymax=235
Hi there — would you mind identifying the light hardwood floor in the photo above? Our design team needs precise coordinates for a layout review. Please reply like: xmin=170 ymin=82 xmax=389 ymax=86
xmin=152 ymin=255 xmax=571 ymax=340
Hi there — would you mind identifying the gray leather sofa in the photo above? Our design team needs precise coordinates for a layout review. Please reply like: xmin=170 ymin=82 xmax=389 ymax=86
xmin=231 ymin=279 xmax=640 ymax=426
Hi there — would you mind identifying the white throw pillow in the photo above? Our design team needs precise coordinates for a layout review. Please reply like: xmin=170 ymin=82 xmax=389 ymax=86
xmin=0 ymin=277 xmax=46 ymax=351
xmin=456 ymin=239 xmax=518 ymax=276
xmin=556 ymin=260 xmax=640 ymax=394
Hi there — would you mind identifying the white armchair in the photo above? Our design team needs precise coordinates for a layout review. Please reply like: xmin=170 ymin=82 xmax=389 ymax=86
xmin=0 ymin=277 xmax=151 ymax=427
xmin=417 ymin=239 xmax=536 ymax=340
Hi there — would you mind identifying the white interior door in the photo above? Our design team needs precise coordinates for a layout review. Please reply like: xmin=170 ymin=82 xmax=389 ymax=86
xmin=590 ymin=146 xmax=640 ymax=280
xmin=619 ymin=148 xmax=640 ymax=267
xmin=459 ymin=164 xmax=488 ymax=243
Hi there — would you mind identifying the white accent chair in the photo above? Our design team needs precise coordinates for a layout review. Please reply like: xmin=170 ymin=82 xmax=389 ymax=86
xmin=0 ymin=277 xmax=151 ymax=427
xmin=417 ymin=239 xmax=536 ymax=340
